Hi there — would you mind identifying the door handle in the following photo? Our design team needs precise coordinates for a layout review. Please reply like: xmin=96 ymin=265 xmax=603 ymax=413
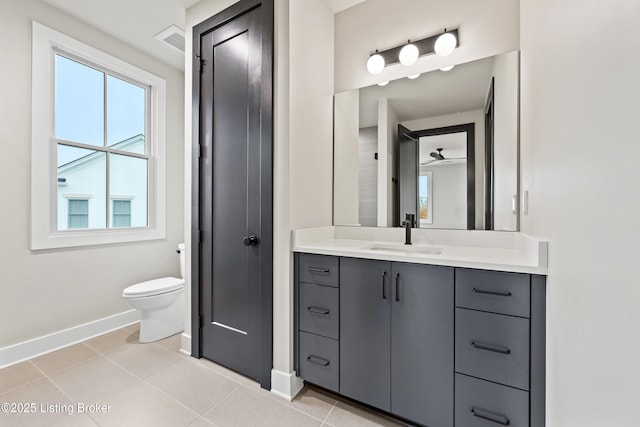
xmin=243 ymin=235 xmax=259 ymax=246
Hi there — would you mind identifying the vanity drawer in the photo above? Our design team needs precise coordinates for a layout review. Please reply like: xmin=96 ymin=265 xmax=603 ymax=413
xmin=299 ymin=282 xmax=339 ymax=340
xmin=456 ymin=308 xmax=530 ymax=390
xmin=299 ymin=331 xmax=339 ymax=392
xmin=299 ymin=254 xmax=340 ymax=287
xmin=456 ymin=268 xmax=530 ymax=318
xmin=455 ymin=374 xmax=529 ymax=427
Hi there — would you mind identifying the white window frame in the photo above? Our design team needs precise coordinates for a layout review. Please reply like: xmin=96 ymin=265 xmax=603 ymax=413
xmin=31 ymin=22 xmax=166 ymax=250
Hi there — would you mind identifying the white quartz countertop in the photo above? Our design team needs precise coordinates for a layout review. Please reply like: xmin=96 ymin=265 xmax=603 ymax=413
xmin=292 ymin=226 xmax=548 ymax=275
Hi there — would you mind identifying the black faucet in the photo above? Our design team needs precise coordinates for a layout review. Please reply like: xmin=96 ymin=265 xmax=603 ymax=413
xmin=404 ymin=213 xmax=415 ymax=245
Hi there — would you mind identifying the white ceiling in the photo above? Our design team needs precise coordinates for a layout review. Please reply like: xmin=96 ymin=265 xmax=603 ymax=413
xmin=42 ymin=0 xmax=201 ymax=71
xmin=41 ymin=0 xmax=367 ymax=72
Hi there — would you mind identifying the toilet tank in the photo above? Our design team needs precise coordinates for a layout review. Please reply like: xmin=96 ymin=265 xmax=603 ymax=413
xmin=178 ymin=243 xmax=185 ymax=279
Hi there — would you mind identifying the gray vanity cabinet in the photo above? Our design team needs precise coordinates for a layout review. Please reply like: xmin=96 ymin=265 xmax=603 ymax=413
xmin=295 ymin=253 xmax=545 ymax=427
xmin=390 ymin=262 xmax=454 ymax=427
xmin=339 ymin=258 xmax=391 ymax=410
xmin=340 ymin=258 xmax=454 ymax=426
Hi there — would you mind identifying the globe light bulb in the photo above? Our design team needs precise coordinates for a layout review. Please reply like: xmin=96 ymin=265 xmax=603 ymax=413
xmin=399 ymin=42 xmax=419 ymax=66
xmin=434 ymin=32 xmax=457 ymax=57
xmin=377 ymin=81 xmax=389 ymax=86
xmin=366 ymin=53 xmax=385 ymax=75
xmin=440 ymin=65 xmax=455 ymax=72
xmin=407 ymin=73 xmax=420 ymax=79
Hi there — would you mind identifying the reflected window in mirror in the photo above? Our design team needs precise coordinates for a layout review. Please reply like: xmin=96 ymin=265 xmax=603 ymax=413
xmin=418 ymin=172 xmax=432 ymax=225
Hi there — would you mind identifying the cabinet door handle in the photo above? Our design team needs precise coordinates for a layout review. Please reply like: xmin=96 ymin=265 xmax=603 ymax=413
xmin=306 ymin=306 xmax=330 ymax=315
xmin=471 ymin=341 xmax=511 ymax=355
xmin=394 ymin=273 xmax=400 ymax=302
xmin=470 ymin=407 xmax=511 ymax=426
xmin=472 ymin=287 xmax=512 ymax=297
xmin=382 ymin=270 xmax=387 ymax=299
xmin=308 ymin=267 xmax=330 ymax=273
xmin=306 ymin=355 xmax=330 ymax=367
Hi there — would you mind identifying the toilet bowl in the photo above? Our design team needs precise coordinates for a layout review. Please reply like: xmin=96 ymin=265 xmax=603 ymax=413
xmin=123 ymin=243 xmax=185 ymax=343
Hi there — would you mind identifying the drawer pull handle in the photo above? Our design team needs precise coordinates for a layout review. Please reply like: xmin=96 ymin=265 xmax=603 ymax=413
xmin=307 ymin=355 xmax=330 ymax=367
xmin=470 ymin=407 xmax=511 ymax=426
xmin=471 ymin=341 xmax=511 ymax=355
xmin=382 ymin=271 xmax=387 ymax=300
xmin=394 ymin=273 xmax=400 ymax=302
xmin=308 ymin=267 xmax=330 ymax=273
xmin=472 ymin=288 xmax=512 ymax=297
xmin=306 ymin=306 xmax=330 ymax=315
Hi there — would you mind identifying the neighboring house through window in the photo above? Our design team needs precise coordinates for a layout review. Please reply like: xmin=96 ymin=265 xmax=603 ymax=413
xmin=31 ymin=22 xmax=167 ymax=249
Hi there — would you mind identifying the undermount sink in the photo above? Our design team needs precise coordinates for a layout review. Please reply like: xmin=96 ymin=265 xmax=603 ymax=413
xmin=367 ymin=244 xmax=443 ymax=256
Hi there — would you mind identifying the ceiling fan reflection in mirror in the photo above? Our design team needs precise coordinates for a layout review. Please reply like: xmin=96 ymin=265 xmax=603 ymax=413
xmin=420 ymin=147 xmax=466 ymax=165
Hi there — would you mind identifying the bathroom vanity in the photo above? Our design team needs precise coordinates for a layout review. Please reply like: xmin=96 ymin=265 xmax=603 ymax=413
xmin=293 ymin=227 xmax=547 ymax=427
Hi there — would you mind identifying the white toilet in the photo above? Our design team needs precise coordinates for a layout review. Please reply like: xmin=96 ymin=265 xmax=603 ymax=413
xmin=123 ymin=243 xmax=185 ymax=343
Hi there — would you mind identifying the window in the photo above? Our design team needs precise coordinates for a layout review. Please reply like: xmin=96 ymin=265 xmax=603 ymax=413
xmin=112 ymin=199 xmax=132 ymax=228
xmin=68 ymin=199 xmax=89 ymax=229
xmin=419 ymin=172 xmax=433 ymax=226
xmin=32 ymin=22 xmax=166 ymax=249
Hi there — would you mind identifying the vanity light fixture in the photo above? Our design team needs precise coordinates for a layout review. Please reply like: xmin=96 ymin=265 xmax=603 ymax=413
xmin=440 ymin=65 xmax=455 ymax=72
xmin=407 ymin=73 xmax=420 ymax=79
xmin=366 ymin=28 xmax=459 ymax=75
xmin=366 ymin=51 xmax=385 ymax=75
xmin=399 ymin=41 xmax=419 ymax=66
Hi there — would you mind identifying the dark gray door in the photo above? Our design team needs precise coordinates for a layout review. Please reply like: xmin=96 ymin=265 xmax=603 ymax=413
xmin=398 ymin=124 xmax=418 ymax=226
xmin=340 ymin=258 xmax=391 ymax=411
xmin=390 ymin=263 xmax=454 ymax=426
xmin=198 ymin=5 xmax=266 ymax=382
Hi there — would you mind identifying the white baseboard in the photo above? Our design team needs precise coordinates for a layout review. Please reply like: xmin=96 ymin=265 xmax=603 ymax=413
xmin=180 ymin=333 xmax=191 ymax=356
xmin=0 ymin=310 xmax=140 ymax=369
xmin=270 ymin=368 xmax=304 ymax=401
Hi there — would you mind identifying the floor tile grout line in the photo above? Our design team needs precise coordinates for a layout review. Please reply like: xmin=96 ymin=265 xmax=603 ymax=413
xmin=139 ymin=370 xmax=235 ymax=420
xmin=25 ymin=356 xmax=104 ymax=427
xmin=0 ymin=361 xmax=48 ymax=397
xmin=197 ymin=384 xmax=244 ymax=421
xmin=238 ymin=384 xmax=328 ymax=424
xmin=322 ymin=402 xmax=337 ymax=426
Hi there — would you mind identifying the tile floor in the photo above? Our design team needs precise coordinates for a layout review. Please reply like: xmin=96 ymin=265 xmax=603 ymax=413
xmin=0 ymin=324 xmax=407 ymax=427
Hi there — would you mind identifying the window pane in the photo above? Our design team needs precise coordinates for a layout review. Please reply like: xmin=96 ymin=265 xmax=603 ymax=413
xmin=109 ymin=154 xmax=147 ymax=227
xmin=55 ymin=55 xmax=104 ymax=146
xmin=57 ymin=145 xmax=106 ymax=230
xmin=107 ymin=75 xmax=145 ymax=154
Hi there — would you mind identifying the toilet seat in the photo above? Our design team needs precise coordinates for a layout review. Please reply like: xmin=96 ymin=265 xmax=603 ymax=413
xmin=123 ymin=277 xmax=184 ymax=298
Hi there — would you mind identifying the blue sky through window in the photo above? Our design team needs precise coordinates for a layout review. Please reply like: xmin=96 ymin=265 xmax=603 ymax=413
xmin=55 ymin=54 xmax=146 ymax=166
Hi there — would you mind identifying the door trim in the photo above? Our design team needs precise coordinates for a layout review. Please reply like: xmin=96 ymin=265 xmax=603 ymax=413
xmin=191 ymin=0 xmax=274 ymax=390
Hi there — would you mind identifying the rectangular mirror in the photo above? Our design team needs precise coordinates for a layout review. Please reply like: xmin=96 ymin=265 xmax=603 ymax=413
xmin=333 ymin=50 xmax=520 ymax=231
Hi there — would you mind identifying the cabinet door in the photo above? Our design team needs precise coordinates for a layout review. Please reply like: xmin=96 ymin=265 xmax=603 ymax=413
xmin=391 ymin=262 xmax=454 ymax=427
xmin=340 ymin=258 xmax=391 ymax=411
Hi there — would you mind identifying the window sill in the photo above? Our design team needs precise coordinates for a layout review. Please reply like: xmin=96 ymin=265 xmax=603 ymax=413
xmin=31 ymin=227 xmax=165 ymax=251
